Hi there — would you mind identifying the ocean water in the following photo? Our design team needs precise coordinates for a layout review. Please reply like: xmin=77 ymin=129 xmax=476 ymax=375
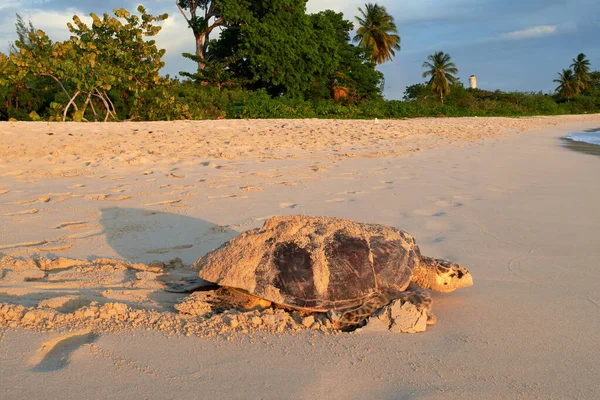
xmin=562 ymin=128 xmax=600 ymax=156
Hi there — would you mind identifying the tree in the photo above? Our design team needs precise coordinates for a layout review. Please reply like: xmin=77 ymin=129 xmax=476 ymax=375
xmin=570 ymin=53 xmax=591 ymax=93
xmin=554 ymin=69 xmax=577 ymax=102
xmin=176 ymin=0 xmax=224 ymax=70
xmin=402 ymin=83 xmax=429 ymax=101
xmin=206 ymin=1 xmax=328 ymax=98
xmin=8 ymin=6 xmax=168 ymax=121
xmin=1 ymin=16 xmax=63 ymax=121
xmin=309 ymin=10 xmax=382 ymax=102
xmin=0 ymin=53 xmax=11 ymax=119
xmin=9 ymin=14 xmax=36 ymax=55
xmin=587 ymin=71 xmax=600 ymax=96
xmin=422 ymin=51 xmax=459 ymax=104
xmin=206 ymin=1 xmax=383 ymax=100
xmin=353 ymin=3 xmax=400 ymax=67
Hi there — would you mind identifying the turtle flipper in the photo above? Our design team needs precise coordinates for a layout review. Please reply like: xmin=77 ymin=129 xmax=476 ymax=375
xmin=334 ymin=291 xmax=399 ymax=331
xmin=336 ymin=287 xmax=434 ymax=332
xmin=164 ymin=277 xmax=218 ymax=293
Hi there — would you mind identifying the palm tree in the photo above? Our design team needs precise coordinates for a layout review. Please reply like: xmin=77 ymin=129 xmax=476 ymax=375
xmin=353 ymin=3 xmax=401 ymax=67
xmin=422 ymin=51 xmax=459 ymax=105
xmin=570 ymin=53 xmax=591 ymax=93
xmin=554 ymin=69 xmax=577 ymax=102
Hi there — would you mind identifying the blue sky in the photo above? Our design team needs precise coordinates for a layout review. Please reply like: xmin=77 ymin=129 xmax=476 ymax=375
xmin=1 ymin=0 xmax=598 ymax=99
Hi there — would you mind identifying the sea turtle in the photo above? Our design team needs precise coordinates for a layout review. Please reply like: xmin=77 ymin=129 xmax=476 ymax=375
xmin=169 ymin=215 xmax=473 ymax=331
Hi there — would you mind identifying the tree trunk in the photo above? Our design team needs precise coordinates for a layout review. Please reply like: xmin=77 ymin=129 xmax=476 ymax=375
xmin=440 ymin=90 xmax=444 ymax=105
xmin=196 ymin=34 xmax=206 ymax=70
xmin=63 ymin=90 xmax=80 ymax=122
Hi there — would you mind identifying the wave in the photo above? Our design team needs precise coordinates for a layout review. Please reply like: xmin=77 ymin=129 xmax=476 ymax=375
xmin=564 ymin=131 xmax=600 ymax=146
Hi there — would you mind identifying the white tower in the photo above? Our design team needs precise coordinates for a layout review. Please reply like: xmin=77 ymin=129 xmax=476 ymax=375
xmin=469 ymin=75 xmax=477 ymax=89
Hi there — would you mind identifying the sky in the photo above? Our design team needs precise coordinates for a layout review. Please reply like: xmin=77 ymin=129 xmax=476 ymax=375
xmin=1 ymin=0 xmax=599 ymax=99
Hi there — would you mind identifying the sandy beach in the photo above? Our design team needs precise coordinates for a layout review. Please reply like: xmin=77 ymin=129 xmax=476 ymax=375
xmin=1 ymin=115 xmax=599 ymax=399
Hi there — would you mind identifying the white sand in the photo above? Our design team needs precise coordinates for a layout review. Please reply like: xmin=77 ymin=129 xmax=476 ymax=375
xmin=1 ymin=115 xmax=599 ymax=399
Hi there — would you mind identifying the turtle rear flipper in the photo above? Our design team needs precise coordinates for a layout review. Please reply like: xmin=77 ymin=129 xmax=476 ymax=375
xmin=164 ymin=277 xmax=218 ymax=293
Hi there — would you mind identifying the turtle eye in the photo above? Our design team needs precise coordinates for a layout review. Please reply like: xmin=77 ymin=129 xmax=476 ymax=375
xmin=436 ymin=265 xmax=450 ymax=274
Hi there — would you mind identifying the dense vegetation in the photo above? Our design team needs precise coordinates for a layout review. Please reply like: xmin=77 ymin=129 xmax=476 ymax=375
xmin=0 ymin=1 xmax=599 ymax=122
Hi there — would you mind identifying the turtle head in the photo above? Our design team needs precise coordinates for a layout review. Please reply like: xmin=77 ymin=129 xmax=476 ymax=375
xmin=414 ymin=256 xmax=473 ymax=293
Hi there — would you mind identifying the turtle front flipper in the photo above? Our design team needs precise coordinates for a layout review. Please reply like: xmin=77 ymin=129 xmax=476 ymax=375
xmin=164 ymin=277 xmax=218 ymax=293
xmin=334 ymin=291 xmax=401 ymax=331
xmin=337 ymin=287 xmax=434 ymax=333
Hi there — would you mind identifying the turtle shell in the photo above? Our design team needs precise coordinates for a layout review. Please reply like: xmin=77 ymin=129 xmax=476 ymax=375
xmin=194 ymin=215 xmax=421 ymax=311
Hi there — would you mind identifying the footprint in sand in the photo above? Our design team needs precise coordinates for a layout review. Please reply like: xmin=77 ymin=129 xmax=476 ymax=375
xmin=38 ymin=243 xmax=74 ymax=252
xmin=207 ymin=194 xmax=248 ymax=199
xmin=414 ymin=209 xmax=449 ymax=218
xmin=85 ymin=194 xmax=131 ymax=201
xmin=30 ymin=331 xmax=98 ymax=372
xmin=433 ymin=200 xmax=452 ymax=208
xmin=279 ymin=202 xmax=298 ymax=209
xmin=208 ymin=184 xmax=234 ymax=189
xmin=3 ymin=208 xmax=39 ymax=216
xmin=144 ymin=199 xmax=182 ymax=206
xmin=240 ymin=186 xmax=264 ymax=191
xmin=55 ymin=221 xmax=88 ymax=230
xmin=326 ymin=198 xmax=355 ymax=203
xmin=0 ymin=240 xmax=49 ymax=251
xmin=338 ymin=190 xmax=365 ymax=195
xmin=68 ymin=184 xmax=86 ymax=189
xmin=104 ymin=195 xmax=132 ymax=202
xmin=0 ymin=189 xmax=10 ymax=195
xmin=201 ymin=161 xmax=223 ymax=169
xmin=372 ymin=183 xmax=394 ymax=190
xmin=7 ymin=198 xmax=37 ymax=205
xmin=85 ymin=194 xmax=109 ymax=201
xmin=55 ymin=194 xmax=76 ymax=203
xmin=142 ymin=211 xmax=162 ymax=216
xmin=432 ymin=198 xmax=465 ymax=208
xmin=267 ymin=181 xmax=297 ymax=187
xmin=208 ymin=225 xmax=230 ymax=234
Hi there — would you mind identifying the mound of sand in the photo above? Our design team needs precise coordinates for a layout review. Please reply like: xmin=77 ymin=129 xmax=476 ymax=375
xmin=0 ymin=255 xmax=428 ymax=339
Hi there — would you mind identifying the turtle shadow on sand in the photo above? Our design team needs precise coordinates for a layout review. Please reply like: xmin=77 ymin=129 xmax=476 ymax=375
xmin=0 ymin=209 xmax=241 ymax=315
xmin=98 ymin=207 xmax=242 ymax=312
xmin=99 ymin=207 xmax=239 ymax=265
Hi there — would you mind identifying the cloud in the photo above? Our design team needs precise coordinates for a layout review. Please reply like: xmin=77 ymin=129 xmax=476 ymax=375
xmin=499 ymin=25 xmax=559 ymax=40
